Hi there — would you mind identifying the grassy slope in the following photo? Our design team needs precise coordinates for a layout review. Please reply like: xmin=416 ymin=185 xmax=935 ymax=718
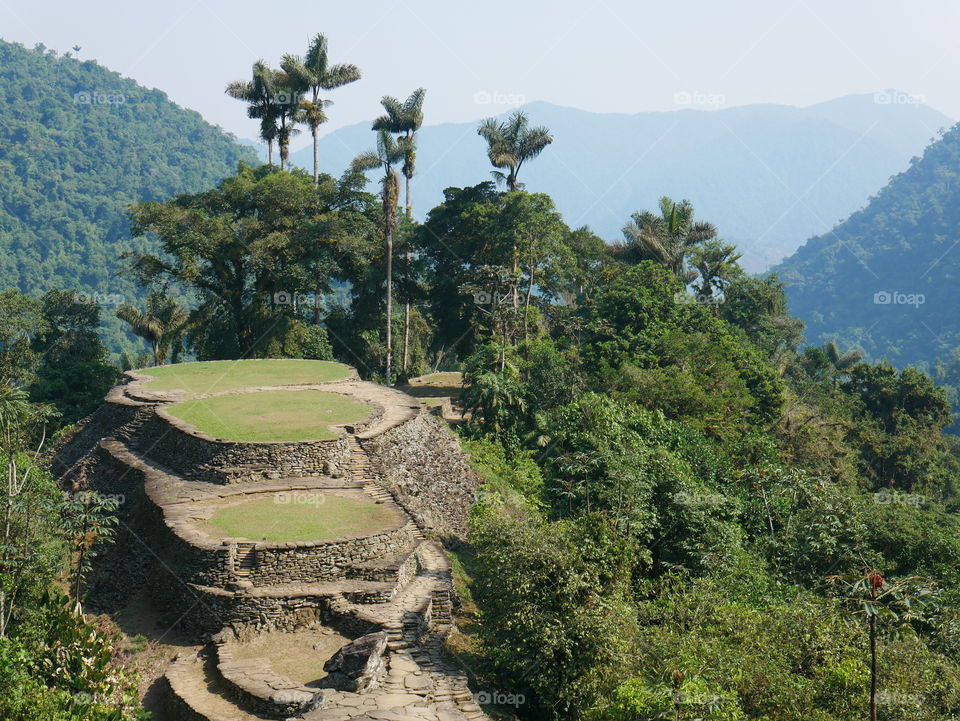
xmin=141 ymin=359 xmax=351 ymax=396
xmin=200 ymin=493 xmax=400 ymax=542
xmin=166 ymin=389 xmax=371 ymax=441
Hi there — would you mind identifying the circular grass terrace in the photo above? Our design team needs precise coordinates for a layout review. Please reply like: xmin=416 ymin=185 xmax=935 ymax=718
xmin=166 ymin=389 xmax=373 ymax=442
xmin=138 ymin=359 xmax=352 ymax=397
xmin=197 ymin=491 xmax=402 ymax=542
xmin=229 ymin=628 xmax=351 ymax=686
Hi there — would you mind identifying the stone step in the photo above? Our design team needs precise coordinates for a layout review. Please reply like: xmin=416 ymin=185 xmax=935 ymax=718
xmin=166 ymin=651 xmax=274 ymax=721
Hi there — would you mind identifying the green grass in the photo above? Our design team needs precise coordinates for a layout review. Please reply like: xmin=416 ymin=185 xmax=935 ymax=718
xmin=167 ymin=389 xmax=372 ymax=442
xmin=139 ymin=359 xmax=351 ymax=396
xmin=200 ymin=492 xmax=400 ymax=542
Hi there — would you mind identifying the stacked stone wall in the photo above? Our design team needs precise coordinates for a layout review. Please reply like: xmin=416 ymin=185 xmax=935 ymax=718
xmin=134 ymin=412 xmax=350 ymax=483
xmin=363 ymin=412 xmax=481 ymax=540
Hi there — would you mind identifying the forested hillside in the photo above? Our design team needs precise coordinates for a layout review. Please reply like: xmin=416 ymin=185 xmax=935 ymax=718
xmin=0 ymin=39 xmax=257 ymax=353
xmin=5 ymin=26 xmax=960 ymax=721
xmin=775 ymin=122 xmax=960 ymax=372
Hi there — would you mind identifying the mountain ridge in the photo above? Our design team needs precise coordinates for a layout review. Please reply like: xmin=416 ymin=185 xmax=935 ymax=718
xmin=773 ymin=120 xmax=960 ymax=370
xmin=271 ymin=92 xmax=950 ymax=271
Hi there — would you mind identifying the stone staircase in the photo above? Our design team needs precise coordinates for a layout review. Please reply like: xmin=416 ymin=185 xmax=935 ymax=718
xmin=233 ymin=543 xmax=257 ymax=580
xmin=166 ymin=538 xmax=487 ymax=721
xmin=347 ymin=436 xmax=375 ymax=482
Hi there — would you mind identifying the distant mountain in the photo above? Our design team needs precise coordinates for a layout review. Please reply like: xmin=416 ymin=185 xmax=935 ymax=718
xmin=773 ymin=121 xmax=960 ymax=369
xmin=292 ymin=94 xmax=950 ymax=271
xmin=0 ymin=39 xmax=257 ymax=353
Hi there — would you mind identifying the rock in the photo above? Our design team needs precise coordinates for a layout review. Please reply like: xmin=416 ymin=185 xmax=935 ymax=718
xmin=320 ymin=631 xmax=389 ymax=692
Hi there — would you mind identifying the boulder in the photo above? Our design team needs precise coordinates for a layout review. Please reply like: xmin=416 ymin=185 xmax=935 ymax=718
xmin=320 ymin=631 xmax=389 ymax=693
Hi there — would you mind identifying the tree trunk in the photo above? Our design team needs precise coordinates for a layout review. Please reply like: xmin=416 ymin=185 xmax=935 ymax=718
xmin=267 ymin=140 xmax=274 ymax=166
xmin=385 ymin=223 xmax=394 ymax=385
xmin=312 ymin=125 xmax=320 ymax=187
xmin=511 ymin=246 xmax=519 ymax=308
xmin=524 ymin=264 xmax=535 ymax=344
xmin=401 ymin=176 xmax=412 ymax=377
xmin=870 ymin=611 xmax=878 ymax=721
xmin=402 ymin=299 xmax=410 ymax=376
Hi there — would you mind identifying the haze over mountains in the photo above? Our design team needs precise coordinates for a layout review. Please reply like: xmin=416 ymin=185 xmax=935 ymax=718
xmin=2 ymin=35 xmax=956 ymax=365
xmin=272 ymin=94 xmax=951 ymax=271
xmin=775 ymin=120 xmax=960 ymax=371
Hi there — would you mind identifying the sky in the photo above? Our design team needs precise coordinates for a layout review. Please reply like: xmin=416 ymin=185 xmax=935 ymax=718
xmin=2 ymin=0 xmax=958 ymax=151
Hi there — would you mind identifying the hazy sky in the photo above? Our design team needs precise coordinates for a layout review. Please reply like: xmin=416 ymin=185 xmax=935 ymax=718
xmin=3 ymin=0 xmax=958 ymax=150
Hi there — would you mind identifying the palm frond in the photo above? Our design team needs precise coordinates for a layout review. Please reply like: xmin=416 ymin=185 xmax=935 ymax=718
xmin=303 ymin=33 xmax=330 ymax=77
xmin=323 ymin=63 xmax=361 ymax=89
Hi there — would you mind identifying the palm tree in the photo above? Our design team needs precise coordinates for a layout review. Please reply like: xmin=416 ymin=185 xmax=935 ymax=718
xmin=477 ymin=110 xmax=553 ymax=191
xmin=373 ymin=88 xmax=426 ymax=376
xmin=226 ymin=60 xmax=281 ymax=165
xmin=824 ymin=341 xmax=863 ymax=372
xmin=373 ymin=88 xmax=425 ymax=215
xmin=116 ymin=291 xmax=190 ymax=366
xmin=689 ymin=238 xmax=743 ymax=300
xmin=613 ymin=197 xmax=718 ymax=281
xmin=282 ymin=34 xmax=361 ymax=185
xmin=352 ymin=130 xmax=405 ymax=384
xmin=270 ymin=69 xmax=301 ymax=170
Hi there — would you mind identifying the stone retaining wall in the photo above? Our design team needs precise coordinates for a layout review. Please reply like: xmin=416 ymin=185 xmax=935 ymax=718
xmin=162 ymin=674 xmax=209 ymax=721
xmin=176 ymin=585 xmax=384 ymax=637
xmin=134 ymin=411 xmax=350 ymax=483
xmin=245 ymin=526 xmax=413 ymax=586
xmin=214 ymin=636 xmax=323 ymax=717
xmin=363 ymin=412 xmax=482 ymax=540
xmin=50 ymin=393 xmax=153 ymax=476
xmin=346 ymin=544 xmax=420 ymax=585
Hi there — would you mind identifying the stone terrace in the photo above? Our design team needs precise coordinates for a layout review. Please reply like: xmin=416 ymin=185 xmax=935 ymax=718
xmin=55 ymin=361 xmax=488 ymax=721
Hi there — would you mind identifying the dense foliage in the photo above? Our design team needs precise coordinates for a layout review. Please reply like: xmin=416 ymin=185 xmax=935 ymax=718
xmin=6 ymin=29 xmax=960 ymax=721
xmin=775 ymin=122 xmax=960 ymax=376
xmin=0 ymin=40 xmax=257 ymax=355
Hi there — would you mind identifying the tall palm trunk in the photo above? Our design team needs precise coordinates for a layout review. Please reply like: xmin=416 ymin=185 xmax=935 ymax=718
xmin=312 ymin=124 xmax=320 ymax=186
xmin=870 ymin=610 xmax=878 ymax=721
xmin=385 ymin=224 xmax=394 ymax=384
xmin=401 ymin=179 xmax=412 ymax=377
xmin=267 ymin=140 xmax=274 ymax=165
xmin=524 ymin=263 xmax=535 ymax=343
xmin=384 ymin=172 xmax=399 ymax=385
